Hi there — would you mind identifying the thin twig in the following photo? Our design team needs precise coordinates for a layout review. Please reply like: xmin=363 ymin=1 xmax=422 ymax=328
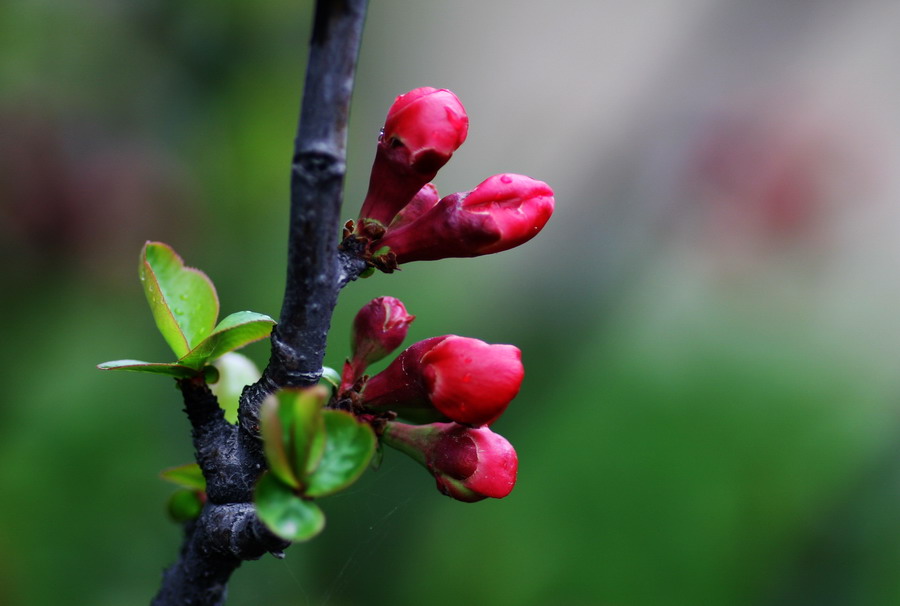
xmin=152 ymin=1 xmax=369 ymax=603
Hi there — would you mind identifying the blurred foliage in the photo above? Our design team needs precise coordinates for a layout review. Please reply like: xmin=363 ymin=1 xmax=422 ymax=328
xmin=3 ymin=1 xmax=900 ymax=605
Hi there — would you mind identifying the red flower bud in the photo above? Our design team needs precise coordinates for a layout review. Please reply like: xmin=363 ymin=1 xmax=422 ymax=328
xmin=362 ymin=335 xmax=523 ymax=427
xmin=382 ymin=421 xmax=518 ymax=502
xmin=358 ymin=88 xmax=468 ymax=226
xmin=388 ymin=183 xmax=440 ymax=229
xmin=343 ymin=297 xmax=415 ymax=389
xmin=374 ymin=174 xmax=554 ymax=263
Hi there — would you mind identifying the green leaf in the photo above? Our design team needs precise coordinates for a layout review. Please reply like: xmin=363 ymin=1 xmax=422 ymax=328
xmin=178 ymin=311 xmax=275 ymax=369
xmin=210 ymin=352 xmax=260 ymax=424
xmin=304 ymin=410 xmax=376 ymax=498
xmin=160 ymin=463 xmax=206 ymax=490
xmin=96 ymin=360 xmax=201 ymax=378
xmin=140 ymin=241 xmax=219 ymax=359
xmin=260 ymin=396 xmax=301 ymax=489
xmin=255 ymin=473 xmax=325 ymax=542
xmin=285 ymin=387 xmax=328 ymax=482
xmin=167 ymin=489 xmax=204 ymax=522
xmin=304 ymin=422 xmax=327 ymax=478
xmin=319 ymin=366 xmax=341 ymax=390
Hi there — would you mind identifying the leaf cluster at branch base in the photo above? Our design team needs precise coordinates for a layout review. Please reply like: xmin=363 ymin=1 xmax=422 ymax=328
xmin=255 ymin=387 xmax=376 ymax=541
xmin=99 ymin=241 xmax=274 ymax=382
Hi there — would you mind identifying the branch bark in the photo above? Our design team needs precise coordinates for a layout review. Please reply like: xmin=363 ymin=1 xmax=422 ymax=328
xmin=152 ymin=1 xmax=369 ymax=603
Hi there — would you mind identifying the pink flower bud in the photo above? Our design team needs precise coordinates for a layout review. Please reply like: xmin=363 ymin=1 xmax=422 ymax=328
xmin=362 ymin=335 xmax=524 ymax=427
xmin=382 ymin=421 xmax=518 ymax=502
xmin=343 ymin=297 xmax=415 ymax=388
xmin=388 ymin=183 xmax=440 ymax=229
xmin=358 ymin=88 xmax=468 ymax=226
xmin=373 ymin=174 xmax=554 ymax=263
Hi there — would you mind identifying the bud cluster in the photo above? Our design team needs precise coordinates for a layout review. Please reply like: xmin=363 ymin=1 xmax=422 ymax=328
xmin=329 ymin=87 xmax=554 ymax=502
xmin=349 ymin=87 xmax=555 ymax=271
xmin=339 ymin=296 xmax=522 ymax=502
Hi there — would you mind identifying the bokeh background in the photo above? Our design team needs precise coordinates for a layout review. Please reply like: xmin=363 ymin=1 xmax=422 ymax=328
xmin=4 ymin=0 xmax=900 ymax=604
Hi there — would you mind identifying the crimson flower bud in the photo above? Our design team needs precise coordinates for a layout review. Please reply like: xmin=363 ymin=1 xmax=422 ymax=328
xmin=342 ymin=297 xmax=415 ymax=389
xmin=382 ymin=421 xmax=518 ymax=502
xmin=373 ymin=173 xmax=554 ymax=264
xmin=362 ymin=335 xmax=524 ymax=427
xmin=358 ymin=88 xmax=468 ymax=226
xmin=387 ymin=183 xmax=440 ymax=229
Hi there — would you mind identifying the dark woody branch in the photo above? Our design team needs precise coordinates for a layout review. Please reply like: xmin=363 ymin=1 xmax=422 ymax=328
xmin=153 ymin=1 xmax=369 ymax=604
xmin=268 ymin=0 xmax=370 ymax=389
xmin=237 ymin=0 xmax=370 ymax=448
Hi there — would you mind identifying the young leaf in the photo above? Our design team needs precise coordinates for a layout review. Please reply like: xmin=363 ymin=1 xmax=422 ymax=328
xmin=160 ymin=463 xmax=206 ymax=491
xmin=259 ymin=396 xmax=301 ymax=489
xmin=304 ymin=410 xmax=376 ymax=498
xmin=255 ymin=473 xmax=325 ymax=542
xmin=285 ymin=386 xmax=328 ymax=481
xmin=177 ymin=311 xmax=275 ymax=369
xmin=210 ymin=352 xmax=261 ymax=424
xmin=140 ymin=241 xmax=219 ymax=358
xmin=97 ymin=360 xmax=201 ymax=378
xmin=167 ymin=489 xmax=204 ymax=522
xmin=304 ymin=422 xmax=327 ymax=478
xmin=319 ymin=366 xmax=342 ymax=390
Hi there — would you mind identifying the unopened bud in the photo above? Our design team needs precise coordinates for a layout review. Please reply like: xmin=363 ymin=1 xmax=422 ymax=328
xmin=362 ymin=335 xmax=523 ymax=427
xmin=374 ymin=174 xmax=554 ymax=264
xmin=383 ymin=421 xmax=518 ymax=502
xmin=358 ymin=88 xmax=468 ymax=226
xmin=388 ymin=183 xmax=440 ymax=229
xmin=342 ymin=297 xmax=415 ymax=389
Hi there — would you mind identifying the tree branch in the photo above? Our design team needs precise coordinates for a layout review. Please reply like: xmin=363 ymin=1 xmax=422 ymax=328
xmin=270 ymin=0 xmax=369 ymax=389
xmin=153 ymin=1 xmax=369 ymax=603
xmin=237 ymin=0 xmax=369 ymax=445
xmin=151 ymin=504 xmax=288 ymax=606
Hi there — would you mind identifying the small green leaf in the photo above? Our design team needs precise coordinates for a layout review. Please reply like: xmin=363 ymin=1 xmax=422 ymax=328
xmin=160 ymin=463 xmax=206 ymax=490
xmin=260 ymin=396 xmax=301 ymax=489
xmin=319 ymin=366 xmax=342 ymax=390
xmin=304 ymin=410 xmax=376 ymax=498
xmin=255 ymin=473 xmax=325 ymax=542
xmin=285 ymin=386 xmax=328 ymax=481
xmin=167 ymin=489 xmax=204 ymax=522
xmin=178 ymin=311 xmax=275 ymax=369
xmin=210 ymin=352 xmax=261 ymax=424
xmin=304 ymin=423 xmax=327 ymax=477
xmin=97 ymin=360 xmax=201 ymax=378
xmin=141 ymin=241 xmax=219 ymax=359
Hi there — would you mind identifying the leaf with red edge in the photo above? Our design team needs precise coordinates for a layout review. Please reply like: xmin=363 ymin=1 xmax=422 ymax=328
xmin=96 ymin=360 xmax=202 ymax=378
xmin=177 ymin=311 xmax=274 ymax=369
xmin=260 ymin=396 xmax=301 ymax=489
xmin=140 ymin=241 xmax=219 ymax=358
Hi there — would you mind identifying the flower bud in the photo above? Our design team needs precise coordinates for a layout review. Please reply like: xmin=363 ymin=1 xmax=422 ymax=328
xmin=362 ymin=335 xmax=523 ymax=427
xmin=358 ymin=88 xmax=468 ymax=226
xmin=388 ymin=183 xmax=440 ymax=229
xmin=382 ymin=421 xmax=518 ymax=502
xmin=373 ymin=173 xmax=554 ymax=264
xmin=343 ymin=297 xmax=415 ymax=388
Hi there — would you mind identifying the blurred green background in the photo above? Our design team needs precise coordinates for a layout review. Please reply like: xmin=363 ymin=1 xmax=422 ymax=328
xmin=4 ymin=1 xmax=900 ymax=604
